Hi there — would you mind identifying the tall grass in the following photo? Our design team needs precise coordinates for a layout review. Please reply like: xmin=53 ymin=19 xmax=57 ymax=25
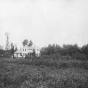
xmin=0 ymin=57 xmax=88 ymax=88
xmin=3 ymin=57 xmax=88 ymax=70
xmin=0 ymin=61 xmax=88 ymax=88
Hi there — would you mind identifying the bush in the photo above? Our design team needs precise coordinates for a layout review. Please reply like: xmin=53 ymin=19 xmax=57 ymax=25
xmin=25 ymin=54 xmax=34 ymax=59
xmin=2 ymin=52 xmax=11 ymax=58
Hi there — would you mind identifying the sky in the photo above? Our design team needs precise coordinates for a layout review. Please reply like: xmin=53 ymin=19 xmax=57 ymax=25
xmin=0 ymin=0 xmax=88 ymax=49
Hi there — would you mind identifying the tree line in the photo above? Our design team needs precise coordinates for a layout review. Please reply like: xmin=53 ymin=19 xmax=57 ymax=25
xmin=40 ymin=44 xmax=88 ymax=60
xmin=0 ymin=38 xmax=88 ymax=60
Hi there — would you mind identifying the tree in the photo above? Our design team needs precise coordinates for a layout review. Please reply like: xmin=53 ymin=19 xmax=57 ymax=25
xmin=28 ymin=40 xmax=33 ymax=46
xmin=10 ymin=43 xmax=15 ymax=58
xmin=0 ymin=45 xmax=4 ymax=55
xmin=22 ymin=39 xmax=28 ymax=46
xmin=62 ymin=44 xmax=81 ymax=56
xmin=40 ymin=44 xmax=58 ymax=55
xmin=81 ymin=44 xmax=88 ymax=55
xmin=14 ymin=44 xmax=17 ymax=51
xmin=33 ymin=50 xmax=36 ymax=57
xmin=15 ymin=46 xmax=17 ymax=51
xmin=0 ymin=45 xmax=3 ymax=50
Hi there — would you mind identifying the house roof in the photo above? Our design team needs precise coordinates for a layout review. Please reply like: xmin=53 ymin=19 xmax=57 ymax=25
xmin=14 ymin=49 xmax=22 ymax=54
xmin=22 ymin=46 xmax=40 ymax=50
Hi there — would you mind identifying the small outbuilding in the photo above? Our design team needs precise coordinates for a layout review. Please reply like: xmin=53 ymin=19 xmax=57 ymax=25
xmin=14 ymin=49 xmax=22 ymax=58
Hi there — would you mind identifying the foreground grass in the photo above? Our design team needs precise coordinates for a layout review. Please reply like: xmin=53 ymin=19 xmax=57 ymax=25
xmin=0 ymin=58 xmax=88 ymax=88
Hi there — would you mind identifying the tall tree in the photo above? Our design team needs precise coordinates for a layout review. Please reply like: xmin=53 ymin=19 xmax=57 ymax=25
xmin=28 ymin=40 xmax=33 ymax=46
xmin=10 ymin=43 xmax=14 ymax=58
xmin=22 ymin=39 xmax=28 ymax=46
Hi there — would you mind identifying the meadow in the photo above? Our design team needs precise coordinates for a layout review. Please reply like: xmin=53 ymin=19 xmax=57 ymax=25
xmin=0 ymin=57 xmax=88 ymax=88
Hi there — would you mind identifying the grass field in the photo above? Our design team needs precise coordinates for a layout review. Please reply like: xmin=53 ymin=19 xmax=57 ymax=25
xmin=0 ymin=58 xmax=88 ymax=88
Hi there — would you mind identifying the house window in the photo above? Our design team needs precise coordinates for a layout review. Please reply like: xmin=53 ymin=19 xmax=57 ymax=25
xmin=25 ymin=49 xmax=26 ymax=51
xmin=23 ymin=49 xmax=24 ymax=51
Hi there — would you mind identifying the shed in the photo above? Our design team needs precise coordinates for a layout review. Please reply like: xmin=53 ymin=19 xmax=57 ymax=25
xmin=14 ymin=49 xmax=22 ymax=57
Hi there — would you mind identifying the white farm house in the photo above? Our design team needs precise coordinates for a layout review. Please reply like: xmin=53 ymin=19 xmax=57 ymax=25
xmin=14 ymin=45 xmax=40 ymax=58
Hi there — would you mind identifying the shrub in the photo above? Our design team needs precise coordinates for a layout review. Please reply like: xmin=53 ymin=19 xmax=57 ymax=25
xmin=25 ymin=54 xmax=33 ymax=59
xmin=2 ymin=52 xmax=11 ymax=58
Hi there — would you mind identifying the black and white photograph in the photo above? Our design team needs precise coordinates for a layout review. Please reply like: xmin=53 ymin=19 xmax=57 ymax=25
xmin=0 ymin=0 xmax=88 ymax=88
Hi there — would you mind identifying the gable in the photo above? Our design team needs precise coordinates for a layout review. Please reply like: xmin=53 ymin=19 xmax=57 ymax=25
xmin=14 ymin=50 xmax=22 ymax=54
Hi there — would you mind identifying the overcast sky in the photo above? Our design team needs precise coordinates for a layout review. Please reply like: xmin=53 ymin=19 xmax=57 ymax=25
xmin=0 ymin=0 xmax=88 ymax=49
